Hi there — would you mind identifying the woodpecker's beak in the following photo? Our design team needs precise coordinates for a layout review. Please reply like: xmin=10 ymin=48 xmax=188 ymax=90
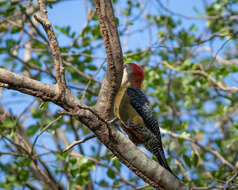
xmin=121 ymin=64 xmax=130 ymax=87
xmin=123 ymin=64 xmax=128 ymax=75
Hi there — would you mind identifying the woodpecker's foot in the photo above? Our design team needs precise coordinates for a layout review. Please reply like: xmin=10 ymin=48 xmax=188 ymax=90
xmin=108 ymin=117 xmax=129 ymax=127
xmin=124 ymin=120 xmax=135 ymax=129
xmin=108 ymin=117 xmax=120 ymax=124
xmin=116 ymin=119 xmax=129 ymax=128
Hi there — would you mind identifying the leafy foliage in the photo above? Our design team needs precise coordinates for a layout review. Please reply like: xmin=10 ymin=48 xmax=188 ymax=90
xmin=0 ymin=0 xmax=237 ymax=189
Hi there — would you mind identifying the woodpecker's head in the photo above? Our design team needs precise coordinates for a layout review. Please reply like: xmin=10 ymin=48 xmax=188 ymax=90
xmin=121 ymin=63 xmax=144 ymax=89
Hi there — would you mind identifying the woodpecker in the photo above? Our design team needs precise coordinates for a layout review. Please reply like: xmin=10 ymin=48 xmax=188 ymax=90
xmin=114 ymin=63 xmax=177 ymax=178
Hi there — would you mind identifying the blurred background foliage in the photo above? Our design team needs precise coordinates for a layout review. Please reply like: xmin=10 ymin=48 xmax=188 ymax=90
xmin=0 ymin=0 xmax=237 ymax=189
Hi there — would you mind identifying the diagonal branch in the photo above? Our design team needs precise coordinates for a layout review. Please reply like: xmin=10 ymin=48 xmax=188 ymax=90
xmin=92 ymin=1 xmax=187 ymax=189
xmin=162 ymin=129 xmax=235 ymax=171
xmin=71 ymin=152 xmax=137 ymax=188
xmin=34 ymin=0 xmax=67 ymax=100
xmin=161 ymin=61 xmax=238 ymax=93
xmin=0 ymin=68 xmax=187 ymax=189
xmin=0 ymin=106 xmax=63 ymax=190
xmin=94 ymin=0 xmax=124 ymax=120
xmin=63 ymin=135 xmax=96 ymax=152
xmin=0 ymin=0 xmax=188 ymax=188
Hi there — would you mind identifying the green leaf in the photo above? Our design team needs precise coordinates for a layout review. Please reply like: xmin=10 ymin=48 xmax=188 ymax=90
xmin=39 ymin=102 xmax=49 ymax=110
xmin=18 ymin=170 xmax=29 ymax=182
xmin=54 ymin=152 xmax=67 ymax=160
xmin=183 ymin=154 xmax=191 ymax=168
xmin=1 ymin=118 xmax=17 ymax=128
xmin=112 ymin=158 xmax=121 ymax=171
xmin=183 ymin=59 xmax=191 ymax=67
xmin=115 ymin=17 xmax=120 ymax=26
xmin=26 ymin=124 xmax=39 ymax=137
xmin=192 ymin=153 xmax=199 ymax=167
xmin=70 ymin=157 xmax=77 ymax=165
xmin=55 ymin=25 xmax=72 ymax=37
xmin=231 ymin=123 xmax=238 ymax=131
xmin=107 ymin=169 xmax=116 ymax=179
xmin=70 ymin=168 xmax=79 ymax=178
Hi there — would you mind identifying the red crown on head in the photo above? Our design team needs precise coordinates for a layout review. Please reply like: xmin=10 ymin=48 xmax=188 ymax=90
xmin=128 ymin=63 xmax=144 ymax=88
xmin=129 ymin=63 xmax=144 ymax=80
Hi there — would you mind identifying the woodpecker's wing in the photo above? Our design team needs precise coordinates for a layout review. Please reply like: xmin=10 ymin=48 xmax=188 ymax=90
xmin=126 ymin=87 xmax=161 ymax=138
xmin=126 ymin=87 xmax=173 ymax=173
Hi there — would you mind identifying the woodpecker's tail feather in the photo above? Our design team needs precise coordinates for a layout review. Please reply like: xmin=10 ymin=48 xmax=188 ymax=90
xmin=144 ymin=136 xmax=179 ymax=179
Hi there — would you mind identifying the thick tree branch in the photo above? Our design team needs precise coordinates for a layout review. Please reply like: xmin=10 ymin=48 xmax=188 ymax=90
xmin=94 ymin=0 xmax=124 ymax=120
xmin=0 ymin=68 xmax=187 ymax=189
xmin=0 ymin=0 xmax=188 ymax=188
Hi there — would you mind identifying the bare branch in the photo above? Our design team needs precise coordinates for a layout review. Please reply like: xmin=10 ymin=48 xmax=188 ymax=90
xmin=71 ymin=152 xmax=137 ymax=188
xmin=94 ymin=0 xmax=124 ymax=120
xmin=69 ymin=10 xmax=96 ymax=49
xmin=81 ymin=60 xmax=105 ymax=100
xmin=175 ymin=159 xmax=193 ymax=184
xmin=63 ymin=135 xmax=96 ymax=152
xmin=225 ymin=172 xmax=238 ymax=189
xmin=161 ymin=61 xmax=238 ymax=93
xmin=31 ymin=116 xmax=63 ymax=154
xmin=0 ymin=1 xmax=189 ymax=188
xmin=34 ymin=0 xmax=67 ymax=100
xmin=64 ymin=61 xmax=101 ymax=83
xmin=0 ymin=68 xmax=59 ymax=103
xmin=0 ymin=106 xmax=63 ymax=190
xmin=162 ymin=129 xmax=236 ymax=171
xmin=0 ymin=66 xmax=187 ymax=190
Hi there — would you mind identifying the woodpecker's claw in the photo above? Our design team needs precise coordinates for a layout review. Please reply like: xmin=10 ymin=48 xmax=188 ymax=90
xmin=121 ymin=120 xmax=131 ymax=128
xmin=108 ymin=117 xmax=119 ymax=124
xmin=108 ymin=117 xmax=132 ymax=129
xmin=123 ymin=120 xmax=134 ymax=129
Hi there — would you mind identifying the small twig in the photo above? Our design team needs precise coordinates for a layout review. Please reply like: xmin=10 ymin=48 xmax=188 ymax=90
xmin=175 ymin=159 xmax=192 ymax=183
xmin=161 ymin=61 xmax=238 ymax=93
xmin=34 ymin=0 xmax=67 ymax=101
xmin=64 ymin=61 xmax=101 ymax=83
xmin=58 ymin=107 xmax=108 ymax=126
xmin=225 ymin=172 xmax=238 ymax=189
xmin=62 ymin=52 xmax=105 ymax=59
xmin=71 ymin=152 xmax=137 ymax=188
xmin=63 ymin=135 xmax=96 ymax=152
xmin=69 ymin=10 xmax=96 ymax=49
xmin=162 ymin=129 xmax=236 ymax=170
xmin=57 ymin=109 xmax=114 ymax=144
xmin=156 ymin=0 xmax=226 ymax=20
xmin=81 ymin=60 xmax=105 ymax=100
xmin=18 ymin=99 xmax=36 ymax=120
xmin=31 ymin=115 xmax=62 ymax=154
xmin=0 ymin=151 xmax=23 ymax=156
xmin=10 ymin=54 xmax=41 ymax=72
xmin=3 ymin=16 xmax=48 ymax=47
xmin=19 ymin=4 xmax=49 ymax=43
xmin=68 ymin=85 xmax=98 ymax=96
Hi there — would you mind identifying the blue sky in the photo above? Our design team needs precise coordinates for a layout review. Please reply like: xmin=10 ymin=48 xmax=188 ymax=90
xmin=2 ymin=0 xmax=210 ymax=115
xmin=47 ymin=0 xmax=206 ymax=47
xmin=1 ymin=0 xmax=236 ymax=189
